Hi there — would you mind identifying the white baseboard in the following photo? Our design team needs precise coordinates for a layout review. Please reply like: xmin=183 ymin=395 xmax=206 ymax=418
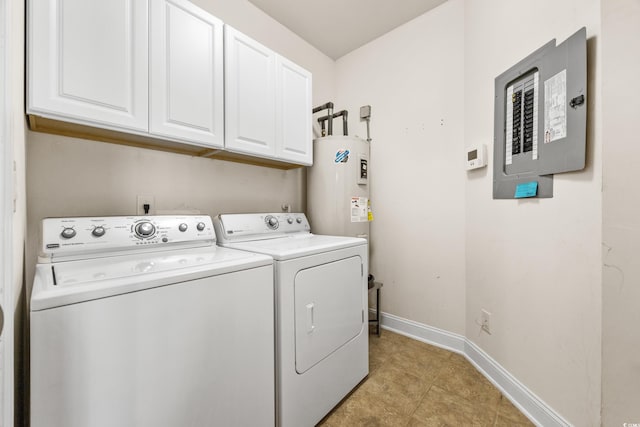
xmin=377 ymin=311 xmax=571 ymax=427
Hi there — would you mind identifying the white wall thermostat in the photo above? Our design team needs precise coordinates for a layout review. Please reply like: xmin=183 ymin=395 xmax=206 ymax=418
xmin=466 ymin=144 xmax=487 ymax=170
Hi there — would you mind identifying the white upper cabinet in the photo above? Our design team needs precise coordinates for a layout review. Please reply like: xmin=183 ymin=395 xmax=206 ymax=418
xmin=149 ymin=0 xmax=224 ymax=148
xmin=276 ymin=56 xmax=312 ymax=165
xmin=28 ymin=0 xmax=149 ymax=131
xmin=224 ymin=26 xmax=277 ymax=158
xmin=225 ymin=26 xmax=312 ymax=165
xmin=28 ymin=2 xmax=312 ymax=166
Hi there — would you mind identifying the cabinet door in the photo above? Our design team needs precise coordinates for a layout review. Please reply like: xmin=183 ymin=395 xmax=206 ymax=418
xmin=276 ymin=56 xmax=312 ymax=165
xmin=224 ymin=26 xmax=277 ymax=158
xmin=149 ymin=0 xmax=224 ymax=148
xmin=27 ymin=0 xmax=148 ymax=131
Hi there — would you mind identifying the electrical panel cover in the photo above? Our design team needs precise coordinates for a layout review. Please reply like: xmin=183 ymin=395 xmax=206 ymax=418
xmin=493 ymin=27 xmax=587 ymax=199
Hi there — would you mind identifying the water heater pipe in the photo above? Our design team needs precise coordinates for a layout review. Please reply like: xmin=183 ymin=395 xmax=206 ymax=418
xmin=332 ymin=110 xmax=348 ymax=136
xmin=360 ymin=105 xmax=372 ymax=143
xmin=312 ymin=102 xmax=334 ymax=136
xmin=317 ymin=116 xmax=329 ymax=136
xmin=317 ymin=110 xmax=349 ymax=136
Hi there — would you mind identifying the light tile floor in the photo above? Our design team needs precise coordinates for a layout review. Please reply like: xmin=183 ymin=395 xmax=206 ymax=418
xmin=318 ymin=329 xmax=534 ymax=426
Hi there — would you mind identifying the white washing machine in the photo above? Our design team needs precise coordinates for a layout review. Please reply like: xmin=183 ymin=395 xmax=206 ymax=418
xmin=30 ymin=215 xmax=275 ymax=427
xmin=213 ymin=213 xmax=369 ymax=427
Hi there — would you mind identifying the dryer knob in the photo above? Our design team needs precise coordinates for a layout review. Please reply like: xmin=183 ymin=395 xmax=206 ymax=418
xmin=61 ymin=227 xmax=76 ymax=239
xmin=287 ymin=218 xmax=293 ymax=224
xmin=135 ymin=222 xmax=155 ymax=238
xmin=179 ymin=223 xmax=188 ymax=232
xmin=296 ymin=217 xmax=303 ymax=224
xmin=265 ymin=215 xmax=279 ymax=229
xmin=92 ymin=226 xmax=106 ymax=237
xmin=196 ymin=222 xmax=206 ymax=231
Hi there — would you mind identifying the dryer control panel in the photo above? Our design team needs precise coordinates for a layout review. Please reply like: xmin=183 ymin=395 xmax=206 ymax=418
xmin=40 ymin=215 xmax=215 ymax=262
xmin=213 ymin=213 xmax=311 ymax=243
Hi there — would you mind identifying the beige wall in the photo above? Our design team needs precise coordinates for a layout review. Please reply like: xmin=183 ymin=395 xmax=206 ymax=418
xmin=464 ymin=1 xmax=602 ymax=425
xmin=601 ymin=0 xmax=640 ymax=424
xmin=25 ymin=0 xmax=336 ymax=288
xmin=334 ymin=0 xmax=467 ymax=335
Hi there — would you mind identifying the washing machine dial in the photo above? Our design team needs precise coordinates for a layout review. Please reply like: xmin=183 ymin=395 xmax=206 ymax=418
xmin=92 ymin=226 xmax=106 ymax=237
xmin=135 ymin=221 xmax=156 ymax=238
xmin=60 ymin=227 xmax=76 ymax=239
xmin=178 ymin=223 xmax=188 ymax=232
xmin=296 ymin=217 xmax=303 ymax=224
xmin=196 ymin=222 xmax=206 ymax=231
xmin=287 ymin=217 xmax=294 ymax=224
xmin=265 ymin=215 xmax=279 ymax=230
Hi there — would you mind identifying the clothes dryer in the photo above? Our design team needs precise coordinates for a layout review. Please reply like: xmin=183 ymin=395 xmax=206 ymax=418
xmin=213 ymin=213 xmax=368 ymax=427
xmin=31 ymin=215 xmax=275 ymax=427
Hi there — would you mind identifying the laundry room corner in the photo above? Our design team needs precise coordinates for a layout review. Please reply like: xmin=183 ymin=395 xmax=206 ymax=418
xmin=331 ymin=0 xmax=603 ymax=425
xmin=15 ymin=0 xmax=640 ymax=425
xmin=334 ymin=0 xmax=467 ymax=338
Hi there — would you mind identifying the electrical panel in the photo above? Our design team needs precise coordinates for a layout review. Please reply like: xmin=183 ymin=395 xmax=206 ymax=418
xmin=493 ymin=27 xmax=587 ymax=199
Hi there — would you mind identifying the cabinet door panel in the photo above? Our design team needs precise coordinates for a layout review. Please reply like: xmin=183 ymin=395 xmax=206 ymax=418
xmin=224 ymin=26 xmax=276 ymax=157
xmin=277 ymin=57 xmax=312 ymax=165
xmin=150 ymin=0 xmax=224 ymax=147
xmin=28 ymin=0 xmax=148 ymax=131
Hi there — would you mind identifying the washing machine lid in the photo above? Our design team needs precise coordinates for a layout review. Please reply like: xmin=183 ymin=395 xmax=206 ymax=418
xmin=220 ymin=234 xmax=366 ymax=261
xmin=31 ymin=246 xmax=273 ymax=311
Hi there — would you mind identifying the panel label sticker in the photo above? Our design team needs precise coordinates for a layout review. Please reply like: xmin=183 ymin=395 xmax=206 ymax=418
xmin=350 ymin=197 xmax=368 ymax=222
xmin=514 ymin=181 xmax=538 ymax=198
xmin=544 ymin=69 xmax=567 ymax=143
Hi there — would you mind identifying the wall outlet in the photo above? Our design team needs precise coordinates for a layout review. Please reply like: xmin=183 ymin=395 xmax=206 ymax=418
xmin=481 ymin=309 xmax=492 ymax=334
xmin=136 ymin=195 xmax=155 ymax=215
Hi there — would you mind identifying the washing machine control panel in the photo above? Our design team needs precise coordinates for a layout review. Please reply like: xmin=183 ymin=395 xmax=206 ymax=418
xmin=214 ymin=213 xmax=311 ymax=243
xmin=41 ymin=215 xmax=215 ymax=261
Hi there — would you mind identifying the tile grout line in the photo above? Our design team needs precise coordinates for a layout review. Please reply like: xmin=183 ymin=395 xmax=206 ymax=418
xmin=404 ymin=378 xmax=438 ymax=426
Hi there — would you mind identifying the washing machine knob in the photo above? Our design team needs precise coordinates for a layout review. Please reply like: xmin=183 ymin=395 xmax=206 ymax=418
xmin=265 ymin=215 xmax=279 ymax=229
xmin=296 ymin=217 xmax=303 ymax=224
xmin=287 ymin=217 xmax=293 ymax=224
xmin=196 ymin=222 xmax=206 ymax=231
xmin=135 ymin=222 xmax=155 ymax=238
xmin=179 ymin=223 xmax=188 ymax=232
xmin=60 ymin=227 xmax=76 ymax=239
xmin=92 ymin=226 xmax=106 ymax=237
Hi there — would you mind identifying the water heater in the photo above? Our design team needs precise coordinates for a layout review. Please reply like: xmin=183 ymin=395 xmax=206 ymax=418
xmin=307 ymin=136 xmax=370 ymax=239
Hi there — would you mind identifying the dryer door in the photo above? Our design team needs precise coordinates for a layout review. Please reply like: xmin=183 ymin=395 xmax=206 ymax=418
xmin=294 ymin=255 xmax=364 ymax=374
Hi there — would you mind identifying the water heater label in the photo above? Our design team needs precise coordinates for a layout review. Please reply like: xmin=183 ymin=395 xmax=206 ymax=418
xmin=335 ymin=149 xmax=350 ymax=163
xmin=350 ymin=197 xmax=368 ymax=222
